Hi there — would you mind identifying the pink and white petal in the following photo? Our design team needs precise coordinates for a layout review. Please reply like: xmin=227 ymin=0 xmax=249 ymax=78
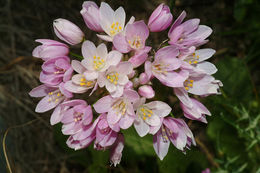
xmin=187 ymin=25 xmax=212 ymax=40
xmin=71 ymin=60 xmax=86 ymax=74
xmin=113 ymin=34 xmax=131 ymax=53
xmin=81 ymin=59 xmax=94 ymax=71
xmin=96 ymin=34 xmax=113 ymax=42
xmin=82 ymin=40 xmax=96 ymax=60
xmin=196 ymin=62 xmax=217 ymax=75
xmin=84 ymin=71 xmax=98 ymax=80
xmin=106 ymin=50 xmax=122 ymax=67
xmin=174 ymin=88 xmax=193 ymax=108
xmin=107 ymin=109 xmax=122 ymax=125
xmin=50 ymin=105 xmax=63 ymax=125
xmin=128 ymin=51 xmax=148 ymax=68
xmin=114 ymin=7 xmax=126 ymax=30
xmin=145 ymin=61 xmax=153 ymax=79
xmin=123 ymin=89 xmax=140 ymax=102
xmin=145 ymin=114 xmax=160 ymax=126
xmin=191 ymin=98 xmax=211 ymax=115
xmin=149 ymin=118 xmax=163 ymax=135
xmin=96 ymin=43 xmax=108 ymax=58
xmin=133 ymin=97 xmax=146 ymax=110
xmin=35 ymin=95 xmax=61 ymax=113
xmin=146 ymin=101 xmax=172 ymax=117
xmin=134 ymin=118 xmax=150 ymax=137
xmin=110 ymin=86 xmax=124 ymax=98
xmin=99 ymin=2 xmax=114 ymax=34
xmin=93 ymin=95 xmax=113 ymax=113
xmin=106 ymin=81 xmax=117 ymax=93
xmin=118 ymin=75 xmax=128 ymax=85
xmin=119 ymin=115 xmax=134 ymax=129
xmin=29 ymin=85 xmax=50 ymax=97
xmin=168 ymin=10 xmax=186 ymax=37
xmin=181 ymin=19 xmax=200 ymax=34
xmin=63 ymin=67 xmax=73 ymax=82
xmin=153 ymin=129 xmax=170 ymax=160
xmin=64 ymin=81 xmax=88 ymax=93
xmin=196 ymin=48 xmax=216 ymax=62
xmin=116 ymin=62 xmax=133 ymax=75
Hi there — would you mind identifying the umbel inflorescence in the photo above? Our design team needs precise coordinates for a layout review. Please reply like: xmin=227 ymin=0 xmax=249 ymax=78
xmin=29 ymin=1 xmax=223 ymax=166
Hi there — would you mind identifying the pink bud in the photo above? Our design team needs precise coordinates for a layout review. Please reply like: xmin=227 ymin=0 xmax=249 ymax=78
xmin=53 ymin=18 xmax=84 ymax=45
xmin=139 ymin=73 xmax=149 ymax=84
xmin=138 ymin=85 xmax=155 ymax=99
xmin=124 ymin=81 xmax=133 ymax=89
xmin=110 ymin=133 xmax=124 ymax=167
xmin=128 ymin=70 xmax=136 ymax=79
xmin=148 ymin=4 xmax=173 ymax=32
xmin=80 ymin=1 xmax=103 ymax=32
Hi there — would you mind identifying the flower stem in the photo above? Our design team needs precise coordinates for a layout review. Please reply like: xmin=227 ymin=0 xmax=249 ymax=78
xmin=69 ymin=52 xmax=83 ymax=60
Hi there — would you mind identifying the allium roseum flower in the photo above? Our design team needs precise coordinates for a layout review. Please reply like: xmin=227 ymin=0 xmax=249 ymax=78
xmin=93 ymin=89 xmax=139 ymax=131
xmin=32 ymin=39 xmax=69 ymax=61
xmin=113 ymin=21 xmax=150 ymax=53
xmin=133 ymin=98 xmax=172 ymax=137
xmin=61 ymin=99 xmax=93 ymax=135
xmin=180 ymin=98 xmax=211 ymax=123
xmin=148 ymin=3 xmax=173 ymax=32
xmin=93 ymin=114 xmax=118 ymax=149
xmin=29 ymin=83 xmax=73 ymax=113
xmin=138 ymin=85 xmax=155 ymax=99
xmin=128 ymin=46 xmax=152 ymax=67
xmin=53 ymin=18 xmax=84 ymax=45
xmin=110 ymin=133 xmax=125 ymax=167
xmin=81 ymin=40 xmax=122 ymax=81
xmin=153 ymin=117 xmax=196 ymax=160
xmin=145 ymin=46 xmax=189 ymax=87
xmin=97 ymin=62 xmax=133 ymax=97
xmin=81 ymin=1 xmax=103 ymax=32
xmin=168 ymin=11 xmax=212 ymax=50
xmin=40 ymin=56 xmax=73 ymax=86
xmin=64 ymin=60 xmax=97 ymax=94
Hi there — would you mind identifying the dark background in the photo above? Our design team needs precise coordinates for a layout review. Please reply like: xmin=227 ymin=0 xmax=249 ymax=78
xmin=0 ymin=0 xmax=259 ymax=172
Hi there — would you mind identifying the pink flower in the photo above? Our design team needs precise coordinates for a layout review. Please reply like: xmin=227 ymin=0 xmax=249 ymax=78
xmin=64 ymin=60 xmax=97 ymax=94
xmin=113 ymin=21 xmax=150 ymax=54
xmin=110 ymin=133 xmax=124 ymax=167
xmin=29 ymin=83 xmax=73 ymax=113
xmin=153 ymin=117 xmax=196 ymax=160
xmin=202 ymin=168 xmax=211 ymax=173
xmin=138 ymin=85 xmax=155 ymax=99
xmin=133 ymin=98 xmax=172 ymax=137
xmin=128 ymin=46 xmax=152 ymax=68
xmin=168 ymin=11 xmax=212 ymax=49
xmin=139 ymin=72 xmax=150 ymax=85
xmin=40 ymin=56 xmax=73 ymax=86
xmin=93 ymin=114 xmax=118 ymax=149
xmin=32 ymin=39 xmax=69 ymax=61
xmin=81 ymin=1 xmax=103 ymax=32
xmin=180 ymin=98 xmax=211 ymax=123
xmin=97 ymin=62 xmax=133 ymax=97
xmin=97 ymin=2 xmax=126 ymax=42
xmin=180 ymin=48 xmax=217 ymax=75
xmin=61 ymin=99 xmax=93 ymax=135
xmin=148 ymin=4 xmax=173 ymax=32
xmin=53 ymin=18 xmax=84 ymax=45
xmin=93 ymin=89 xmax=139 ymax=131
xmin=81 ymin=41 xmax=122 ymax=81
xmin=145 ymin=46 xmax=189 ymax=87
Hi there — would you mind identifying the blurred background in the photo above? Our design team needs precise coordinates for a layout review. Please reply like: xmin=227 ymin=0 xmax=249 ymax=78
xmin=0 ymin=0 xmax=259 ymax=172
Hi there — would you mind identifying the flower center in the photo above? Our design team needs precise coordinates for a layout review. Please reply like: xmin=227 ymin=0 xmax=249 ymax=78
xmin=184 ymin=79 xmax=194 ymax=91
xmin=110 ymin=22 xmax=122 ymax=36
xmin=128 ymin=35 xmax=142 ymax=49
xmin=73 ymin=112 xmax=83 ymax=122
xmin=161 ymin=126 xmax=169 ymax=142
xmin=79 ymin=75 xmax=94 ymax=87
xmin=152 ymin=63 xmax=168 ymax=75
xmin=138 ymin=106 xmax=153 ymax=120
xmin=112 ymin=99 xmax=127 ymax=116
xmin=93 ymin=55 xmax=105 ymax=70
xmin=53 ymin=67 xmax=65 ymax=74
xmin=48 ymin=91 xmax=63 ymax=103
xmin=107 ymin=72 xmax=119 ymax=85
xmin=185 ymin=53 xmax=199 ymax=64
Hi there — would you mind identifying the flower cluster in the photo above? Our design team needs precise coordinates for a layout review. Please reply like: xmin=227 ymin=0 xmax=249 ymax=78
xmin=29 ymin=1 xmax=222 ymax=165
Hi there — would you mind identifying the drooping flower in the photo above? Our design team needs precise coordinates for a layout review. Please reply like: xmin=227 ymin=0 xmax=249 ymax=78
xmin=40 ymin=56 xmax=73 ymax=86
xmin=134 ymin=98 xmax=172 ymax=137
xmin=138 ymin=85 xmax=155 ymax=99
xmin=64 ymin=60 xmax=97 ymax=94
xmin=180 ymin=98 xmax=211 ymax=123
xmin=97 ymin=62 xmax=133 ymax=97
xmin=110 ymin=133 xmax=125 ymax=167
xmin=32 ymin=39 xmax=69 ymax=61
xmin=29 ymin=83 xmax=73 ymax=113
xmin=53 ymin=18 xmax=84 ymax=45
xmin=93 ymin=114 xmax=118 ymax=149
xmin=61 ymin=99 xmax=93 ymax=135
xmin=168 ymin=11 xmax=212 ymax=50
xmin=81 ymin=1 xmax=103 ymax=32
xmin=145 ymin=46 xmax=189 ymax=87
xmin=81 ymin=40 xmax=122 ymax=81
xmin=153 ymin=117 xmax=196 ymax=160
xmin=97 ymin=2 xmax=126 ymax=42
xmin=93 ymin=89 xmax=139 ymax=131
xmin=148 ymin=3 xmax=173 ymax=32
xmin=180 ymin=48 xmax=217 ymax=75
xmin=113 ymin=21 xmax=150 ymax=54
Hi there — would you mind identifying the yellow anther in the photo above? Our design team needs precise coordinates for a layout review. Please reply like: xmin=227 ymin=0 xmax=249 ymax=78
xmin=87 ymin=81 xmax=93 ymax=86
xmin=141 ymin=108 xmax=145 ymax=112
xmin=55 ymin=98 xmax=59 ymax=103
xmin=114 ymin=81 xmax=117 ymax=85
xmin=48 ymin=98 xmax=52 ymax=102
xmin=80 ymin=82 xmax=86 ymax=86
xmin=189 ymin=61 xmax=192 ymax=64
xmin=101 ymin=59 xmax=105 ymax=62
xmin=80 ymin=78 xmax=86 ymax=82
xmin=190 ymin=80 xmax=194 ymax=83
xmin=107 ymin=76 xmax=110 ymax=79
xmin=192 ymin=53 xmax=196 ymax=57
xmin=147 ymin=109 xmax=153 ymax=114
xmin=188 ymin=83 xmax=193 ymax=87
xmin=94 ymin=56 xmax=96 ymax=59
xmin=94 ymin=60 xmax=97 ymax=63
xmin=148 ymin=114 xmax=151 ymax=117
xmin=119 ymin=26 xmax=122 ymax=30
xmin=97 ymin=57 xmax=100 ymax=59
xmin=57 ymin=93 xmax=61 ymax=96
xmin=193 ymin=61 xmax=198 ymax=64
xmin=116 ymin=22 xmax=119 ymax=25
xmin=196 ymin=55 xmax=199 ymax=59
xmin=143 ymin=117 xmax=147 ymax=120
xmin=185 ymin=87 xmax=189 ymax=91
xmin=115 ymin=27 xmax=117 ymax=30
